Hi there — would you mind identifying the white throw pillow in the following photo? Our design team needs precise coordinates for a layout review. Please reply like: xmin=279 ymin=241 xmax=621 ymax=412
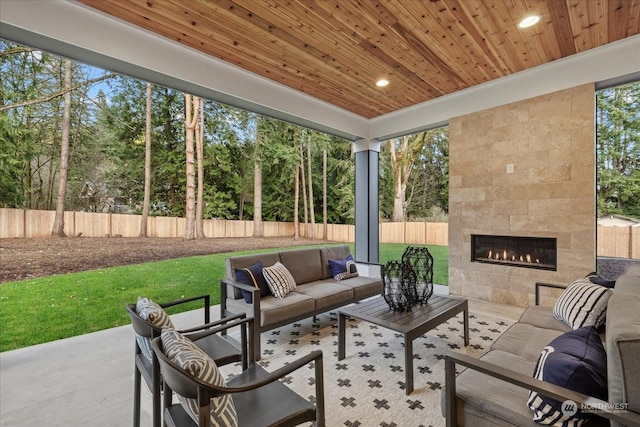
xmin=553 ymin=279 xmax=611 ymax=330
xmin=262 ymin=261 xmax=297 ymax=298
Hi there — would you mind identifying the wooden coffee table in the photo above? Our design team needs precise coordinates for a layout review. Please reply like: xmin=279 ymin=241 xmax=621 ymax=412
xmin=337 ymin=294 xmax=469 ymax=395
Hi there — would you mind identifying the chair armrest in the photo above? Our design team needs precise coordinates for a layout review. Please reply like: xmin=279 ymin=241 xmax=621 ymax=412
xmin=444 ymin=352 xmax=640 ymax=427
xmin=218 ymin=350 xmax=323 ymax=394
xmin=160 ymin=294 xmax=211 ymax=324
xmin=535 ymin=282 xmax=566 ymax=305
xmin=185 ymin=316 xmax=256 ymax=367
xmin=354 ymin=261 xmax=384 ymax=279
xmin=179 ymin=312 xmax=246 ymax=334
xmin=219 ymin=278 xmax=261 ymax=328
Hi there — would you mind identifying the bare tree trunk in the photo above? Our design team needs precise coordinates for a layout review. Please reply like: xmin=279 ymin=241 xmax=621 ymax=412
xmin=51 ymin=59 xmax=72 ymax=237
xmin=184 ymin=93 xmax=198 ymax=240
xmin=307 ymin=138 xmax=316 ymax=239
xmin=195 ymin=98 xmax=206 ymax=239
xmin=253 ymin=118 xmax=263 ymax=237
xmin=299 ymin=141 xmax=308 ymax=238
xmin=139 ymin=83 xmax=152 ymax=237
xmin=322 ymin=148 xmax=327 ymax=240
xmin=294 ymin=165 xmax=300 ymax=239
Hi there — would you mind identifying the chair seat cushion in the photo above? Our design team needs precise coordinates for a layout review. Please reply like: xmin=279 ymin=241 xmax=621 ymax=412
xmin=161 ymin=327 xmax=238 ymax=427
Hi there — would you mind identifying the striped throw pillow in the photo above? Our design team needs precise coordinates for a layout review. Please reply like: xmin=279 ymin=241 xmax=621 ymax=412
xmin=262 ymin=261 xmax=297 ymax=298
xmin=161 ymin=327 xmax=238 ymax=427
xmin=553 ymin=279 xmax=611 ymax=330
xmin=135 ymin=297 xmax=174 ymax=363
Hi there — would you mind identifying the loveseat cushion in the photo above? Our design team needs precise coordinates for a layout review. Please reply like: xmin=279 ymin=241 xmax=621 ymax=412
xmin=490 ymin=322 xmax=566 ymax=363
xmin=338 ymin=275 xmax=384 ymax=299
xmin=527 ymin=326 xmax=607 ymax=426
xmin=320 ymin=246 xmax=352 ymax=279
xmin=257 ymin=292 xmax=315 ymax=328
xmin=278 ymin=248 xmax=324 ymax=284
xmin=294 ymin=280 xmax=354 ymax=311
xmin=518 ymin=305 xmax=571 ymax=332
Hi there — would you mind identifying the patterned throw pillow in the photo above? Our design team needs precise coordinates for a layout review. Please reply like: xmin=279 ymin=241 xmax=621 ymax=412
xmin=527 ymin=326 xmax=607 ymax=426
xmin=328 ymin=254 xmax=359 ymax=281
xmin=234 ymin=262 xmax=270 ymax=303
xmin=262 ymin=261 xmax=297 ymax=298
xmin=553 ymin=279 xmax=611 ymax=330
xmin=161 ymin=327 xmax=238 ymax=427
xmin=135 ymin=297 xmax=174 ymax=362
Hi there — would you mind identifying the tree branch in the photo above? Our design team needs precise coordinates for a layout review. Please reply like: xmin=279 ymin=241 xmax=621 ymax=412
xmin=0 ymin=73 xmax=117 ymax=112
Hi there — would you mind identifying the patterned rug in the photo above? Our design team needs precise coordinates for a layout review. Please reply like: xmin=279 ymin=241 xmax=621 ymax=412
xmin=220 ymin=308 xmax=513 ymax=427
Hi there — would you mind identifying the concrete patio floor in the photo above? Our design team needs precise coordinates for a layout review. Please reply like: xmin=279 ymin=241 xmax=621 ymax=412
xmin=0 ymin=296 xmax=524 ymax=427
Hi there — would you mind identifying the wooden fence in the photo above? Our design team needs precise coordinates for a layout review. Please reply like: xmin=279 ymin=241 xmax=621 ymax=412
xmin=1 ymin=208 xmax=638 ymax=258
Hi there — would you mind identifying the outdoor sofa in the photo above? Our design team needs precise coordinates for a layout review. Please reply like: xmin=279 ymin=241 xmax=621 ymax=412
xmin=220 ymin=245 xmax=383 ymax=359
xmin=443 ymin=265 xmax=640 ymax=426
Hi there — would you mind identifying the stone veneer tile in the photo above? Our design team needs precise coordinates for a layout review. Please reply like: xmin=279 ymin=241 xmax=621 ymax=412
xmin=449 ymin=84 xmax=596 ymax=307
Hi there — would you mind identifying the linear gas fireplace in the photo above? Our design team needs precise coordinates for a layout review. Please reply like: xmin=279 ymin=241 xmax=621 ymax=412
xmin=471 ymin=234 xmax=557 ymax=271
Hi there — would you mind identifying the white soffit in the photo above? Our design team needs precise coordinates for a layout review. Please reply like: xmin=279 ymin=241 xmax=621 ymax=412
xmin=370 ymin=35 xmax=640 ymax=141
xmin=0 ymin=0 xmax=369 ymax=141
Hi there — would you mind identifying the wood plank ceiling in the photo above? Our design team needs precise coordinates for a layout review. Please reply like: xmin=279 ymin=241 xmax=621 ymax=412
xmin=77 ymin=0 xmax=640 ymax=119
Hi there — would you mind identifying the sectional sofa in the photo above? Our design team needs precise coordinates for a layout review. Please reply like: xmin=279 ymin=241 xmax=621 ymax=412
xmin=443 ymin=266 xmax=640 ymax=426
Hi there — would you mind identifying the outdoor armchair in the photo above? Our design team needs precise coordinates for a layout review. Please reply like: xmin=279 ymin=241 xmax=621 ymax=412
xmin=126 ymin=294 xmax=253 ymax=427
xmin=152 ymin=332 xmax=325 ymax=427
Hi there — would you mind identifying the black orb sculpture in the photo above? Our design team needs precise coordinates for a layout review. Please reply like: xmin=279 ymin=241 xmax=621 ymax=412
xmin=382 ymin=260 xmax=418 ymax=311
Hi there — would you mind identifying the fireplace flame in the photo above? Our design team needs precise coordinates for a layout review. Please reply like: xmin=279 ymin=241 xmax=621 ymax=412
xmin=485 ymin=249 xmax=539 ymax=264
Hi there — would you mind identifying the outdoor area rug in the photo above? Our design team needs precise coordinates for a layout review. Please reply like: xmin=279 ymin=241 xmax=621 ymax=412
xmin=220 ymin=307 xmax=513 ymax=427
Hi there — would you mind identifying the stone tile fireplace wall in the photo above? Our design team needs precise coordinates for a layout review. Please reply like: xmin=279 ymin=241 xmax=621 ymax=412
xmin=448 ymin=84 xmax=596 ymax=307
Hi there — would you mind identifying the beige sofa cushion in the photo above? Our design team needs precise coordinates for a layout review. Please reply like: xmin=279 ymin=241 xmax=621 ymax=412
xmin=606 ymin=265 xmax=640 ymax=427
xmin=319 ymin=246 xmax=352 ymax=279
xmin=278 ymin=248 xmax=324 ymax=284
xmin=490 ymin=322 xmax=565 ymax=362
xmin=518 ymin=305 xmax=571 ymax=332
xmin=294 ymin=280 xmax=354 ymax=311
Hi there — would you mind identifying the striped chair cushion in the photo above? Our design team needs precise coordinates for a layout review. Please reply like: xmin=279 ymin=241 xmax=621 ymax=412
xmin=262 ymin=261 xmax=297 ymax=298
xmin=161 ymin=327 xmax=238 ymax=427
xmin=553 ymin=279 xmax=611 ymax=330
xmin=135 ymin=297 xmax=174 ymax=362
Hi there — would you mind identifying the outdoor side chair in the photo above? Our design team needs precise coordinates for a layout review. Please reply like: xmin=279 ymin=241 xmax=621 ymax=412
xmin=126 ymin=294 xmax=253 ymax=427
xmin=152 ymin=333 xmax=325 ymax=427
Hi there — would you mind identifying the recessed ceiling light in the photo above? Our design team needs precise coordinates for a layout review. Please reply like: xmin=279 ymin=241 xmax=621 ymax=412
xmin=518 ymin=15 xmax=540 ymax=29
xmin=376 ymin=79 xmax=389 ymax=87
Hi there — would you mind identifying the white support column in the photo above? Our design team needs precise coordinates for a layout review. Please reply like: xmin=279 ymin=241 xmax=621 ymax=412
xmin=353 ymin=138 xmax=381 ymax=263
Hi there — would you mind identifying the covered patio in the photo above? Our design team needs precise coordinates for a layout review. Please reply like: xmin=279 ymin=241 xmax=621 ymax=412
xmin=1 ymin=1 xmax=640 ymax=425
xmin=2 ymin=3 xmax=639 ymax=302
xmin=0 ymin=296 xmax=525 ymax=426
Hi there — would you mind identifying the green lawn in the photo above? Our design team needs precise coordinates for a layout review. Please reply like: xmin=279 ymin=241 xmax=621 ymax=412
xmin=0 ymin=243 xmax=448 ymax=352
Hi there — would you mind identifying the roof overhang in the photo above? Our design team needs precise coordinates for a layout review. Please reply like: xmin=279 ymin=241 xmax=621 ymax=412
xmin=1 ymin=0 xmax=639 ymax=141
